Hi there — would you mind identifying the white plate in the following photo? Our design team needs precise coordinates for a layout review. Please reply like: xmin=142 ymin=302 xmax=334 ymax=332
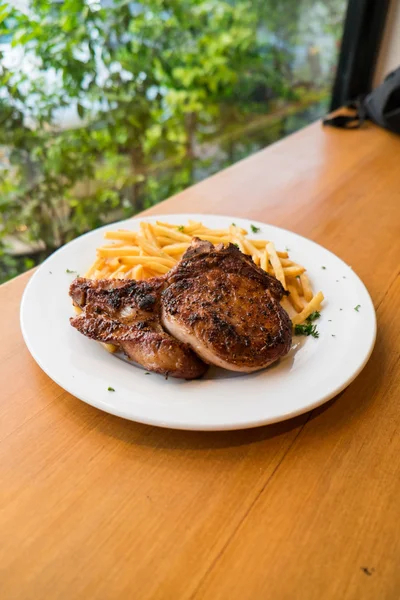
xmin=20 ymin=214 xmax=376 ymax=431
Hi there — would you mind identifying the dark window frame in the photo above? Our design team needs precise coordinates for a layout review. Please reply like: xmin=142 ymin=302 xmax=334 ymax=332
xmin=330 ymin=0 xmax=391 ymax=110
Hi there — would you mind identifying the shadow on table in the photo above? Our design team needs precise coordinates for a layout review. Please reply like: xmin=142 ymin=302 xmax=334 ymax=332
xmin=86 ymin=397 xmax=337 ymax=452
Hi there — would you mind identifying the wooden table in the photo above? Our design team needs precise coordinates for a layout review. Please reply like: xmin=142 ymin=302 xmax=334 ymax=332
xmin=1 ymin=120 xmax=400 ymax=600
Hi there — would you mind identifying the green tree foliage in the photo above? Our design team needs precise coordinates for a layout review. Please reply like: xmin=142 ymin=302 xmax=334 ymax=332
xmin=0 ymin=0 xmax=345 ymax=281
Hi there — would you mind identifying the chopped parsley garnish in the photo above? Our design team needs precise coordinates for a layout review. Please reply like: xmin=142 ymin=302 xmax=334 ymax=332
xmin=107 ymin=386 xmax=115 ymax=392
xmin=177 ymin=225 xmax=185 ymax=232
xmin=66 ymin=269 xmax=77 ymax=274
xmin=294 ymin=323 xmax=319 ymax=338
xmin=307 ymin=311 xmax=320 ymax=322
xmin=285 ymin=247 xmax=290 ymax=252
xmin=354 ymin=304 xmax=361 ymax=312
xmin=233 ymin=243 xmax=240 ymax=249
xmin=321 ymin=266 xmax=326 ymax=270
xmin=294 ymin=311 xmax=320 ymax=338
xmin=231 ymin=222 xmax=236 ymax=227
xmin=144 ymin=372 xmax=150 ymax=375
xmin=250 ymin=224 xmax=260 ymax=233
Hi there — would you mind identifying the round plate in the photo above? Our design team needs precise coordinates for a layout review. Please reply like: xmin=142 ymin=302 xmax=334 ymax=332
xmin=20 ymin=214 xmax=376 ymax=431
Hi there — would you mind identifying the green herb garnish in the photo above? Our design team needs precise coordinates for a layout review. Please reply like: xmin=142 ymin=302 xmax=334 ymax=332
xmin=321 ymin=266 xmax=326 ymax=270
xmin=250 ymin=224 xmax=260 ymax=233
xmin=307 ymin=311 xmax=320 ymax=322
xmin=144 ymin=372 xmax=150 ymax=375
xmin=177 ymin=225 xmax=185 ymax=232
xmin=66 ymin=268 xmax=77 ymax=274
xmin=107 ymin=386 xmax=115 ymax=392
xmin=294 ymin=323 xmax=319 ymax=338
xmin=231 ymin=222 xmax=236 ymax=227
xmin=294 ymin=311 xmax=321 ymax=338
xmin=285 ymin=247 xmax=290 ymax=252
xmin=354 ymin=305 xmax=361 ymax=312
xmin=233 ymin=243 xmax=240 ymax=249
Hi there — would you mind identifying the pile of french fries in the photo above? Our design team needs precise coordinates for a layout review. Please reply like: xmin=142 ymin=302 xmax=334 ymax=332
xmin=85 ymin=220 xmax=324 ymax=325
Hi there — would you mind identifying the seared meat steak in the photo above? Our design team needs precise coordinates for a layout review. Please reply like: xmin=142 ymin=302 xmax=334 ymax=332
xmin=70 ymin=277 xmax=207 ymax=379
xmin=161 ymin=239 xmax=292 ymax=372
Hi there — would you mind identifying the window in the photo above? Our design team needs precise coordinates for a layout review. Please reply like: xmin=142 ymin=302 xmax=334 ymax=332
xmin=0 ymin=0 xmax=348 ymax=282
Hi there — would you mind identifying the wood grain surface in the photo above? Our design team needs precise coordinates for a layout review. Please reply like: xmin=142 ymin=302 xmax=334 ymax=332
xmin=1 ymin=120 xmax=400 ymax=600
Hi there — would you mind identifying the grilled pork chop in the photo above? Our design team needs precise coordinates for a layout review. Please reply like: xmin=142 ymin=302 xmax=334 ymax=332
xmin=69 ymin=277 xmax=207 ymax=379
xmin=161 ymin=239 xmax=292 ymax=372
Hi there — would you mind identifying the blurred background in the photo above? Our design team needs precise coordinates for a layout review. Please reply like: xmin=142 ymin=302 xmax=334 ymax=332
xmin=0 ymin=0 xmax=388 ymax=282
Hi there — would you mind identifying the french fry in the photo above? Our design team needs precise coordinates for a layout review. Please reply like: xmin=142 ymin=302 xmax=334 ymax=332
xmin=155 ymin=221 xmax=176 ymax=228
xmin=267 ymin=241 xmax=286 ymax=289
xmin=252 ymin=241 xmax=288 ymax=257
xmin=97 ymin=264 xmax=111 ymax=278
xmin=300 ymin=273 xmax=313 ymax=302
xmin=121 ymin=256 xmax=176 ymax=267
xmin=156 ymin=220 xmax=203 ymax=233
xmin=153 ymin=224 xmax=192 ymax=242
xmin=97 ymin=246 xmax=141 ymax=258
xmin=186 ymin=220 xmax=203 ymax=232
xmin=136 ymin=235 xmax=175 ymax=261
xmin=109 ymin=264 xmax=129 ymax=279
xmin=291 ymin=291 xmax=324 ymax=325
xmin=280 ymin=258 xmax=295 ymax=268
xmin=232 ymin=236 xmax=246 ymax=252
xmin=132 ymin=265 xmax=144 ymax=279
xmin=151 ymin=235 xmax=168 ymax=246
xmin=228 ymin=224 xmax=248 ymax=235
xmin=143 ymin=262 xmax=171 ymax=274
xmin=200 ymin=227 xmax=238 ymax=237
xmin=104 ymin=230 xmax=137 ymax=242
xmin=141 ymin=222 xmax=160 ymax=247
xmin=100 ymin=242 xmax=126 ymax=249
xmin=260 ymin=248 xmax=268 ymax=273
xmin=283 ymin=265 xmax=306 ymax=278
xmin=108 ymin=257 xmax=120 ymax=269
xmin=293 ymin=276 xmax=303 ymax=297
xmin=196 ymin=234 xmax=231 ymax=244
xmin=287 ymin=284 xmax=304 ymax=313
xmin=162 ymin=243 xmax=190 ymax=255
xmin=101 ymin=342 xmax=118 ymax=353
xmin=243 ymin=238 xmax=260 ymax=258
